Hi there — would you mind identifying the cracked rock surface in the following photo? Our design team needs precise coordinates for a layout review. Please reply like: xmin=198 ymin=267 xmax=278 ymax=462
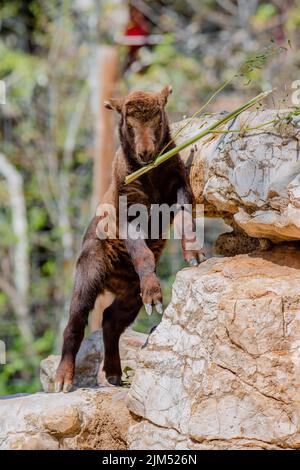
xmin=174 ymin=110 xmax=300 ymax=242
xmin=0 ymin=388 xmax=134 ymax=450
xmin=127 ymin=244 xmax=300 ymax=450
xmin=0 ymin=329 xmax=146 ymax=450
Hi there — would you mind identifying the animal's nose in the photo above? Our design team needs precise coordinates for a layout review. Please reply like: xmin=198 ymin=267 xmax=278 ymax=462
xmin=138 ymin=150 xmax=153 ymax=160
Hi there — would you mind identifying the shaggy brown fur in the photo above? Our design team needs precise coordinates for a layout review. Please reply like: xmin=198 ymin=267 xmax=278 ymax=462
xmin=55 ymin=86 xmax=204 ymax=392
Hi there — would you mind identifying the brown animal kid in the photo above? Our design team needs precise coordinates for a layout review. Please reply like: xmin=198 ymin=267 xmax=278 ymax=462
xmin=55 ymin=85 xmax=205 ymax=392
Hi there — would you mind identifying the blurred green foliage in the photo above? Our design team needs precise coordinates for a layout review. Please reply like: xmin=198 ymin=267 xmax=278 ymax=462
xmin=0 ymin=330 xmax=54 ymax=394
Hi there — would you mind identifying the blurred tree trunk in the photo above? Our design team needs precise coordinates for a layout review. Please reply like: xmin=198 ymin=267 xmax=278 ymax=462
xmin=93 ymin=45 xmax=119 ymax=208
xmin=91 ymin=45 xmax=119 ymax=331
xmin=0 ymin=153 xmax=34 ymax=350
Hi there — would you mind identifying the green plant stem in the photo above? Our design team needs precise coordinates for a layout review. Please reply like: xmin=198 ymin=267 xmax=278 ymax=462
xmin=125 ymin=89 xmax=274 ymax=185
xmin=156 ymin=46 xmax=281 ymax=159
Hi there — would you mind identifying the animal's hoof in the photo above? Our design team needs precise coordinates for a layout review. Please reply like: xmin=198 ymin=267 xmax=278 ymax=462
xmin=155 ymin=301 xmax=163 ymax=315
xmin=63 ymin=383 xmax=73 ymax=393
xmin=54 ymin=359 xmax=75 ymax=393
xmin=141 ymin=273 xmax=163 ymax=314
xmin=55 ymin=382 xmax=62 ymax=393
xmin=54 ymin=382 xmax=73 ymax=393
xmin=107 ymin=375 xmax=123 ymax=386
xmin=144 ymin=303 xmax=152 ymax=316
xmin=185 ymin=250 xmax=206 ymax=267
xmin=54 ymin=380 xmax=73 ymax=393
xmin=188 ymin=258 xmax=198 ymax=267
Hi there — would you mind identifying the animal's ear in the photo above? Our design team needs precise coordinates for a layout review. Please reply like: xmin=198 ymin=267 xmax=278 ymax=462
xmin=104 ymin=98 xmax=123 ymax=113
xmin=159 ymin=84 xmax=173 ymax=106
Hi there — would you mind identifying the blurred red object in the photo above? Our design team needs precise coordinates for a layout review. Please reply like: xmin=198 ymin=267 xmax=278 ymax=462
xmin=125 ymin=5 xmax=149 ymax=47
xmin=123 ymin=5 xmax=150 ymax=71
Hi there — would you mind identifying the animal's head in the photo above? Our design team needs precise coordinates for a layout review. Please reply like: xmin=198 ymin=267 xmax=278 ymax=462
xmin=104 ymin=85 xmax=172 ymax=165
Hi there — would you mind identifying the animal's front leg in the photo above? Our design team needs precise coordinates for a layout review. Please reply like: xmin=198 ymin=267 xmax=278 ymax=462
xmin=177 ymin=187 xmax=206 ymax=266
xmin=125 ymin=233 xmax=163 ymax=316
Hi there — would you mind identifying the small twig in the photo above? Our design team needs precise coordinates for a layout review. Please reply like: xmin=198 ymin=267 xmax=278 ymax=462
xmin=159 ymin=74 xmax=237 ymax=158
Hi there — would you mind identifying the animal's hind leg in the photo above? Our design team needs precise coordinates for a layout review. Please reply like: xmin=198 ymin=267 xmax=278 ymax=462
xmin=55 ymin=240 xmax=105 ymax=392
xmin=99 ymin=289 xmax=142 ymax=386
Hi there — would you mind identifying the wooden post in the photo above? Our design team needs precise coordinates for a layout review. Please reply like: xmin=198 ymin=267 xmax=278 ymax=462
xmin=93 ymin=45 xmax=119 ymax=207
xmin=91 ymin=45 xmax=119 ymax=331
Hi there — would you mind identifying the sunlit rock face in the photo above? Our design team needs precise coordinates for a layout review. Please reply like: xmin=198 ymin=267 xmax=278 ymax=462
xmin=127 ymin=244 xmax=300 ymax=450
xmin=0 ymin=328 xmax=147 ymax=450
xmin=175 ymin=110 xmax=300 ymax=243
xmin=0 ymin=387 xmax=134 ymax=450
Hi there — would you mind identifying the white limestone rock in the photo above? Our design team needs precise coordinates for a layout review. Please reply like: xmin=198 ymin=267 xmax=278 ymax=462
xmin=0 ymin=388 xmax=134 ymax=450
xmin=174 ymin=110 xmax=300 ymax=242
xmin=127 ymin=244 xmax=300 ymax=450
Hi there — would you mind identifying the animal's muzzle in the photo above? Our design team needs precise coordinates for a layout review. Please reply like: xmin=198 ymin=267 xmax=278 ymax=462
xmin=138 ymin=150 xmax=155 ymax=162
